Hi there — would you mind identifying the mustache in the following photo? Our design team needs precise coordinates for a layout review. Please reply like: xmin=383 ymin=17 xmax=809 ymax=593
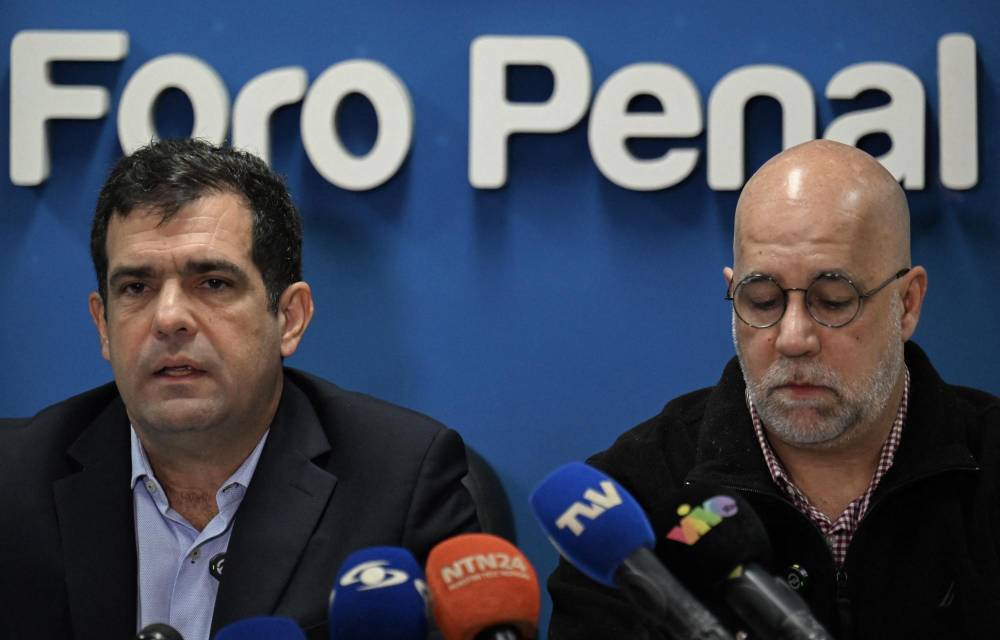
xmin=759 ymin=359 xmax=843 ymax=395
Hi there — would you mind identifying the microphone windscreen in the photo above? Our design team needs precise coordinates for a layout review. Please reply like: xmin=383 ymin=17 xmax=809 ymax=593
xmin=214 ymin=616 xmax=305 ymax=640
xmin=328 ymin=546 xmax=429 ymax=640
xmin=655 ymin=485 xmax=771 ymax=591
xmin=426 ymin=533 xmax=540 ymax=640
xmin=529 ymin=461 xmax=654 ymax=587
xmin=137 ymin=623 xmax=184 ymax=640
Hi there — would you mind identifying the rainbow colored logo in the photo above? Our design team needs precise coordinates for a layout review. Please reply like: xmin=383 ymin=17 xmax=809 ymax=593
xmin=665 ymin=495 xmax=738 ymax=545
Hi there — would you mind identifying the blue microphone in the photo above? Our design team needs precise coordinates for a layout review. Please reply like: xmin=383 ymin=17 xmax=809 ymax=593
xmin=328 ymin=546 xmax=429 ymax=640
xmin=530 ymin=461 xmax=654 ymax=587
xmin=214 ymin=616 xmax=305 ymax=639
xmin=531 ymin=462 xmax=734 ymax=639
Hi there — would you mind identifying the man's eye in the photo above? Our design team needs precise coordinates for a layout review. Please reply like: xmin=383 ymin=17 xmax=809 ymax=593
xmin=121 ymin=282 xmax=147 ymax=296
xmin=750 ymin=297 xmax=780 ymax=311
xmin=816 ymin=297 xmax=852 ymax=311
xmin=201 ymin=278 xmax=230 ymax=290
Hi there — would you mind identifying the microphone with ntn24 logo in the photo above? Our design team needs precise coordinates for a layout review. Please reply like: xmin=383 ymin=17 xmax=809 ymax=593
xmin=425 ymin=533 xmax=540 ymax=640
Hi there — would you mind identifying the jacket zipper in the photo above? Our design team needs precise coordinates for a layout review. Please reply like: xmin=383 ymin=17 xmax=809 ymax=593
xmin=708 ymin=463 xmax=980 ymax=639
xmin=712 ymin=483 xmax=852 ymax=638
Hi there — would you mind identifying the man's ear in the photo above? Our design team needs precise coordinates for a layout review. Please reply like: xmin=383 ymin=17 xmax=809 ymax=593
xmin=723 ymin=267 xmax=735 ymax=292
xmin=88 ymin=292 xmax=110 ymax=361
xmin=277 ymin=282 xmax=315 ymax=358
xmin=899 ymin=266 xmax=928 ymax=342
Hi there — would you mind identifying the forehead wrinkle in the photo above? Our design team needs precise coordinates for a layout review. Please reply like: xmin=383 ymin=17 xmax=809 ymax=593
xmin=112 ymin=194 xmax=253 ymax=267
xmin=203 ymin=201 xmax=248 ymax=253
xmin=735 ymin=241 xmax=862 ymax=287
xmin=108 ymin=200 xmax=252 ymax=296
xmin=115 ymin=230 xmax=237 ymax=272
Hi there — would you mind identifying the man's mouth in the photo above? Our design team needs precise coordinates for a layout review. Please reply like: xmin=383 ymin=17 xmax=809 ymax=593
xmin=155 ymin=365 xmax=203 ymax=377
xmin=773 ymin=382 xmax=830 ymax=396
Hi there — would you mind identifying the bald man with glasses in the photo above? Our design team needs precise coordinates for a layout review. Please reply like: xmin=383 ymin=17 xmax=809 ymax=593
xmin=548 ymin=140 xmax=1000 ymax=639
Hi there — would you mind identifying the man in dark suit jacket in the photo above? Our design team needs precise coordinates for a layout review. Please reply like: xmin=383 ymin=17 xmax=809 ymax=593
xmin=0 ymin=139 xmax=478 ymax=640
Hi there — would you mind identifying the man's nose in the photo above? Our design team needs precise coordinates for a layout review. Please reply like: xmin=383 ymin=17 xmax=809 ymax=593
xmin=153 ymin=282 xmax=197 ymax=338
xmin=774 ymin=291 xmax=820 ymax=357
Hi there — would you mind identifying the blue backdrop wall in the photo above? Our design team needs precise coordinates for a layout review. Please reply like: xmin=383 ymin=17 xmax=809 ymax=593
xmin=3 ymin=1 xmax=998 ymax=634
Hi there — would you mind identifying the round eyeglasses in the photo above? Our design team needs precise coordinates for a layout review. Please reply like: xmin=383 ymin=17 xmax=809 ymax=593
xmin=725 ymin=268 xmax=910 ymax=329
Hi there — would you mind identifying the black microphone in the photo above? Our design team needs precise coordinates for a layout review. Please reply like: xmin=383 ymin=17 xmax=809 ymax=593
xmin=657 ymin=486 xmax=834 ymax=640
xmin=136 ymin=623 xmax=184 ymax=640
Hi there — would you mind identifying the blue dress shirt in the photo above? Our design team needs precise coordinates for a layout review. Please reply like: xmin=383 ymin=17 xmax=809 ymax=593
xmin=130 ymin=427 xmax=269 ymax=640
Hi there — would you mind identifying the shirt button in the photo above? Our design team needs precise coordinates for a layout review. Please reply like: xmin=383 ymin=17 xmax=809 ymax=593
xmin=145 ymin=481 xmax=156 ymax=493
xmin=191 ymin=548 xmax=201 ymax=561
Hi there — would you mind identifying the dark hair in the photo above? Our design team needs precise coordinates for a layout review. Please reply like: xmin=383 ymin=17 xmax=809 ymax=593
xmin=90 ymin=138 xmax=302 ymax=312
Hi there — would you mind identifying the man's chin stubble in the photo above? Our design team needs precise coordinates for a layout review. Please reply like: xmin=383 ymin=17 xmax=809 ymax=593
xmin=759 ymin=397 xmax=865 ymax=449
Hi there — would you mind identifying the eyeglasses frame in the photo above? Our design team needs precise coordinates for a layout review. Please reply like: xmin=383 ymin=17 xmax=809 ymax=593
xmin=725 ymin=268 xmax=911 ymax=329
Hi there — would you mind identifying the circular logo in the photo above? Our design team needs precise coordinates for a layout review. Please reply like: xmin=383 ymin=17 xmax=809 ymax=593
xmin=209 ymin=553 xmax=226 ymax=581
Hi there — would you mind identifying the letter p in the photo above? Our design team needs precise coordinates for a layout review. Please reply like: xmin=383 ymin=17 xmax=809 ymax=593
xmin=469 ymin=35 xmax=591 ymax=188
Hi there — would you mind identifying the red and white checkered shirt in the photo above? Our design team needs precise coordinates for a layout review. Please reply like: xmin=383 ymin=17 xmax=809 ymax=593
xmin=747 ymin=367 xmax=909 ymax=566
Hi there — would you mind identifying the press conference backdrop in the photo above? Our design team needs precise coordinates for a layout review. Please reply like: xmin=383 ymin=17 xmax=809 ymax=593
xmin=3 ymin=1 xmax=998 ymax=633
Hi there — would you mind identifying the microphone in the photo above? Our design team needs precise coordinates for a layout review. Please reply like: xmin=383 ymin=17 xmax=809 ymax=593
xmin=425 ymin=533 xmax=540 ymax=640
xmin=530 ymin=462 xmax=734 ymax=640
xmin=136 ymin=623 xmax=184 ymax=640
xmin=214 ymin=616 xmax=305 ymax=639
xmin=657 ymin=486 xmax=834 ymax=640
xmin=328 ymin=546 xmax=429 ymax=640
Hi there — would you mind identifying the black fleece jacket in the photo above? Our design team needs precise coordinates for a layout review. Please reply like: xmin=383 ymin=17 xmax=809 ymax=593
xmin=548 ymin=342 xmax=1000 ymax=639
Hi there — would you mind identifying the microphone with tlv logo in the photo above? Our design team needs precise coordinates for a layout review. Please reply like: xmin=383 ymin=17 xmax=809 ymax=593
xmin=530 ymin=462 xmax=735 ymax=640
xmin=425 ymin=533 xmax=541 ymax=640
xmin=328 ymin=546 xmax=430 ymax=640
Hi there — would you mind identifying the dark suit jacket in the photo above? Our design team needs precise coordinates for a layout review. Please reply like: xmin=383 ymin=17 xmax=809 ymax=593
xmin=0 ymin=368 xmax=479 ymax=639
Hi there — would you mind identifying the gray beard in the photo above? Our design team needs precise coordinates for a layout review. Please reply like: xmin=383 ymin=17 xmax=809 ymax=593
xmin=734 ymin=296 xmax=905 ymax=447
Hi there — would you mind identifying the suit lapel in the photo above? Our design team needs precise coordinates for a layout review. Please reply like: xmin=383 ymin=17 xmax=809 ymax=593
xmin=54 ymin=397 xmax=137 ymax=640
xmin=211 ymin=378 xmax=337 ymax=633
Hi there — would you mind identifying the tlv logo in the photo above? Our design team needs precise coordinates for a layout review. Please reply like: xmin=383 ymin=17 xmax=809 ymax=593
xmin=666 ymin=495 xmax=738 ymax=545
xmin=339 ymin=560 xmax=411 ymax=591
xmin=555 ymin=481 xmax=623 ymax=536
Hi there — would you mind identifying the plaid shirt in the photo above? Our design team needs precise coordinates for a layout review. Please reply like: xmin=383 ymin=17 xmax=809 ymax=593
xmin=747 ymin=367 xmax=909 ymax=566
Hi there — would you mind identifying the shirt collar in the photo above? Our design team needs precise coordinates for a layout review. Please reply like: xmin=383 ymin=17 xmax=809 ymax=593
xmin=747 ymin=366 xmax=910 ymax=506
xmin=129 ymin=427 xmax=153 ymax=490
xmin=129 ymin=427 xmax=270 ymax=494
